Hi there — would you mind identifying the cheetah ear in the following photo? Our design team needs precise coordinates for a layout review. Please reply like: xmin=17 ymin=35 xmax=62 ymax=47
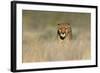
xmin=68 ymin=23 xmax=70 ymax=25
xmin=67 ymin=23 xmax=71 ymax=27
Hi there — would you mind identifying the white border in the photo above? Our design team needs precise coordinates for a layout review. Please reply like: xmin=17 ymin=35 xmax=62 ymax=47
xmin=16 ymin=3 xmax=96 ymax=70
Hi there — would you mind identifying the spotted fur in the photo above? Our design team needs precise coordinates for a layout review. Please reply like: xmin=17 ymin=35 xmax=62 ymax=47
xmin=57 ymin=23 xmax=72 ymax=41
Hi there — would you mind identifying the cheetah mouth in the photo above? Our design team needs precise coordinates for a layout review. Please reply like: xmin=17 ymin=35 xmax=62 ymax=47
xmin=60 ymin=33 xmax=66 ymax=37
xmin=59 ymin=33 xmax=66 ymax=40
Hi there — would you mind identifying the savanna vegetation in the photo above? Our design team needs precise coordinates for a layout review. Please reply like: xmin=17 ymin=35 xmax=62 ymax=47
xmin=22 ymin=10 xmax=91 ymax=63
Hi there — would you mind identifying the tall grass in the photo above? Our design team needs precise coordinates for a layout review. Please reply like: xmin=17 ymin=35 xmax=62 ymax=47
xmin=22 ymin=28 xmax=90 ymax=63
xmin=22 ymin=10 xmax=91 ymax=63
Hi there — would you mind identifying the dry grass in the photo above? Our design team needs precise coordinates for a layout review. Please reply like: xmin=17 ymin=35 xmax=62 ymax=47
xmin=22 ymin=10 xmax=91 ymax=63
xmin=22 ymin=30 xmax=91 ymax=63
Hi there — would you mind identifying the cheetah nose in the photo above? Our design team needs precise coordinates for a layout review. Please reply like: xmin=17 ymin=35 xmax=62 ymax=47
xmin=62 ymin=32 xmax=64 ymax=34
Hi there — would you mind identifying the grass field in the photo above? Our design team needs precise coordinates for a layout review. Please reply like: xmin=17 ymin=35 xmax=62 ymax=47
xmin=22 ymin=10 xmax=91 ymax=63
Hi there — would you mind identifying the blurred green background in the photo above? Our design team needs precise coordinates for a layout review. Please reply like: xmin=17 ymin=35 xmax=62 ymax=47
xmin=23 ymin=10 xmax=90 ymax=31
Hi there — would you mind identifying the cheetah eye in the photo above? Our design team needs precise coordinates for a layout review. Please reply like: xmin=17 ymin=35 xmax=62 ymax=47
xmin=65 ymin=27 xmax=68 ymax=29
xmin=58 ymin=29 xmax=61 ymax=32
